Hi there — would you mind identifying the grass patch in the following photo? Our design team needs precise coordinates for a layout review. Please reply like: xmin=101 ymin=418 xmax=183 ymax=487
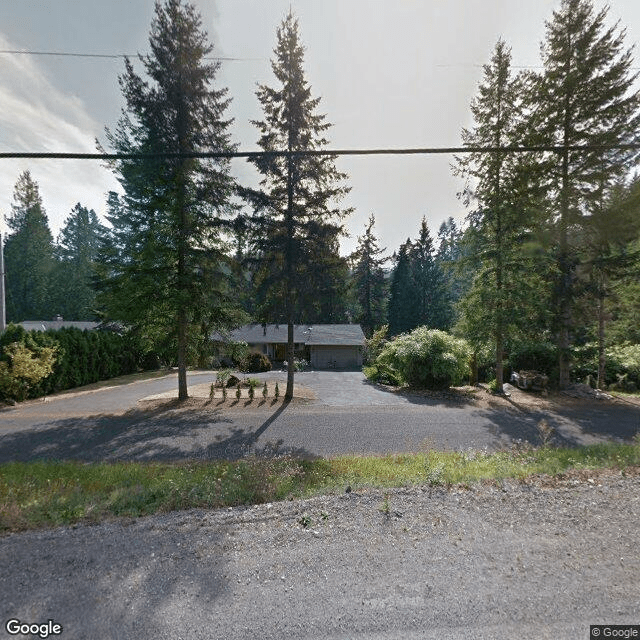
xmin=2 ymin=441 xmax=640 ymax=533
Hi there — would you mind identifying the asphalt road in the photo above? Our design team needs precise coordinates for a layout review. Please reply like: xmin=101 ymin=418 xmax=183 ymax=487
xmin=2 ymin=372 xmax=640 ymax=640
xmin=1 ymin=371 xmax=639 ymax=463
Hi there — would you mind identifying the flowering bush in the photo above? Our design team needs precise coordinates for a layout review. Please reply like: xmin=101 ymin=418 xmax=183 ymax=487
xmin=377 ymin=327 xmax=471 ymax=389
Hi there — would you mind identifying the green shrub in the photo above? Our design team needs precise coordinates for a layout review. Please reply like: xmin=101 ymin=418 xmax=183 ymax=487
xmin=363 ymin=363 xmax=403 ymax=386
xmin=607 ymin=343 xmax=640 ymax=389
xmin=241 ymin=352 xmax=272 ymax=373
xmin=0 ymin=324 xmax=142 ymax=402
xmin=0 ymin=342 xmax=58 ymax=402
xmin=509 ymin=342 xmax=558 ymax=375
xmin=572 ymin=342 xmax=640 ymax=389
xmin=364 ymin=325 xmax=388 ymax=364
xmin=216 ymin=368 xmax=233 ymax=387
xmin=228 ymin=341 xmax=250 ymax=367
xmin=377 ymin=327 xmax=471 ymax=389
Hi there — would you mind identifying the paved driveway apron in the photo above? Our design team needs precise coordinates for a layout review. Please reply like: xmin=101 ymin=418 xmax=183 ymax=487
xmin=250 ymin=370 xmax=414 ymax=406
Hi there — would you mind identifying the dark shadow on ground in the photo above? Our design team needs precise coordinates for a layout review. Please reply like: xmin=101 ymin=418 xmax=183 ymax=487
xmin=472 ymin=398 xmax=640 ymax=449
xmin=360 ymin=378 xmax=489 ymax=408
xmin=0 ymin=507 xmax=229 ymax=638
xmin=0 ymin=398 xmax=316 ymax=463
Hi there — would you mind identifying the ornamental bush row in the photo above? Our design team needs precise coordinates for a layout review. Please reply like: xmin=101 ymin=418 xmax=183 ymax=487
xmin=0 ymin=324 xmax=142 ymax=402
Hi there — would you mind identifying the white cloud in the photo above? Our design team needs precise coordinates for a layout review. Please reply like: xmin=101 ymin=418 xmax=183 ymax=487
xmin=0 ymin=34 xmax=120 ymax=236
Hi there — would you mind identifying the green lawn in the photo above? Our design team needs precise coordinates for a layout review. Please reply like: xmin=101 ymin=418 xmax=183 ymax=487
xmin=2 ymin=441 xmax=639 ymax=533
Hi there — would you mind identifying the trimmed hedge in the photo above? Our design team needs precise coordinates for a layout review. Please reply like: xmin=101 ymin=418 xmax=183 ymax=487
xmin=0 ymin=324 xmax=142 ymax=402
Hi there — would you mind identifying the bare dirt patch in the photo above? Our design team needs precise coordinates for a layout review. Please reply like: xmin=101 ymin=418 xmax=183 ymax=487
xmin=140 ymin=380 xmax=316 ymax=407
xmin=396 ymin=381 xmax=631 ymax=413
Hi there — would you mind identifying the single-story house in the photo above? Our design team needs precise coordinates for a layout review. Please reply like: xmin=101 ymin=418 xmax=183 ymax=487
xmin=19 ymin=317 xmax=100 ymax=332
xmin=217 ymin=323 xmax=365 ymax=369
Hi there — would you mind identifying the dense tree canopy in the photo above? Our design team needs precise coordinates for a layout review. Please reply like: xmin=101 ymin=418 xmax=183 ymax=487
xmin=51 ymin=204 xmax=107 ymax=320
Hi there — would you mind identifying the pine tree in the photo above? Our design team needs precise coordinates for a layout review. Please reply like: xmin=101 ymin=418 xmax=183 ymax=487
xmin=533 ymin=0 xmax=640 ymax=388
xmin=575 ymin=176 xmax=640 ymax=387
xmin=51 ymin=203 xmax=107 ymax=320
xmin=409 ymin=217 xmax=451 ymax=330
xmin=3 ymin=171 xmax=55 ymax=322
xmin=387 ymin=240 xmax=417 ymax=336
xmin=350 ymin=214 xmax=388 ymax=336
xmin=455 ymin=40 xmax=539 ymax=392
xmin=298 ymin=231 xmax=351 ymax=323
xmin=99 ymin=0 xmax=237 ymax=399
xmin=436 ymin=217 xmax=470 ymax=311
xmin=245 ymin=11 xmax=352 ymax=398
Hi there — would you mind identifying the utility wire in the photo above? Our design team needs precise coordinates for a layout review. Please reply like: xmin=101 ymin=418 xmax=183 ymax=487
xmin=2 ymin=51 xmax=638 ymax=70
xmin=0 ymin=144 xmax=639 ymax=160
xmin=0 ymin=49 xmax=264 ymax=62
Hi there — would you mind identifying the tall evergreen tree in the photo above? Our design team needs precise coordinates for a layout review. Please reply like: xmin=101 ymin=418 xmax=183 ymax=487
xmin=350 ymin=214 xmax=388 ymax=336
xmin=245 ymin=11 xmax=352 ymax=398
xmin=3 ymin=171 xmax=55 ymax=322
xmin=387 ymin=240 xmax=417 ymax=336
xmin=299 ymin=235 xmax=351 ymax=324
xmin=409 ymin=217 xmax=451 ymax=330
xmin=533 ymin=0 xmax=640 ymax=388
xmin=436 ymin=217 xmax=461 ymax=263
xmin=575 ymin=176 xmax=640 ymax=387
xmin=99 ymin=0 xmax=237 ymax=399
xmin=436 ymin=216 xmax=469 ymax=312
xmin=51 ymin=203 xmax=107 ymax=320
xmin=455 ymin=40 xmax=540 ymax=392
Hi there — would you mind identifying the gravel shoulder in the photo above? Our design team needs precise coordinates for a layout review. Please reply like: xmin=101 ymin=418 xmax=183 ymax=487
xmin=1 ymin=470 xmax=638 ymax=640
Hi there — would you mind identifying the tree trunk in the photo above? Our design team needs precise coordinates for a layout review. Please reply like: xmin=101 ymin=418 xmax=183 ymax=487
xmin=178 ymin=308 xmax=188 ymax=400
xmin=284 ymin=44 xmax=296 ymax=401
xmin=557 ymin=49 xmax=573 ymax=391
xmin=493 ymin=80 xmax=504 ymax=394
xmin=597 ymin=277 xmax=606 ymax=390
xmin=286 ymin=320 xmax=295 ymax=399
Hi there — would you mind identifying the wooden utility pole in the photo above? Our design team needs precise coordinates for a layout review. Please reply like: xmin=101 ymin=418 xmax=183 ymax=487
xmin=0 ymin=232 xmax=6 ymax=333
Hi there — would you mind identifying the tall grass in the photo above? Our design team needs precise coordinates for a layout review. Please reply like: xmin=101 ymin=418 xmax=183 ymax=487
xmin=2 ymin=441 xmax=639 ymax=533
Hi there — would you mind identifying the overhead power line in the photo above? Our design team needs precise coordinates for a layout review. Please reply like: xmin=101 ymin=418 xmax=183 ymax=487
xmin=0 ymin=49 xmax=263 ymax=62
xmin=0 ymin=144 xmax=639 ymax=161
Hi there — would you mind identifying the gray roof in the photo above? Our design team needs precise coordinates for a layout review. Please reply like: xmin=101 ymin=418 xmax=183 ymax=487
xmin=222 ymin=323 xmax=365 ymax=347
xmin=304 ymin=324 xmax=365 ymax=346
xmin=19 ymin=321 xmax=100 ymax=332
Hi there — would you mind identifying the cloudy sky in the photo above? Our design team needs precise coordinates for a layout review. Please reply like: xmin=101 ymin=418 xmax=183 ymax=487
xmin=1 ymin=0 xmax=639 ymax=256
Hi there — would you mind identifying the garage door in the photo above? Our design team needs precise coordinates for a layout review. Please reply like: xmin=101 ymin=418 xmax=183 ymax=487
xmin=312 ymin=346 xmax=360 ymax=369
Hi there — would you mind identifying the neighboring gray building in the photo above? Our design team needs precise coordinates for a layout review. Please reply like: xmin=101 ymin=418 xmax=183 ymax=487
xmin=19 ymin=317 xmax=99 ymax=332
xmin=218 ymin=323 xmax=365 ymax=369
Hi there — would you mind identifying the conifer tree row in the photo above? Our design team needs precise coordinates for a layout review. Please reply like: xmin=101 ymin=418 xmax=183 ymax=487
xmin=3 ymin=173 xmax=110 ymax=324
xmin=3 ymin=171 xmax=55 ymax=323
